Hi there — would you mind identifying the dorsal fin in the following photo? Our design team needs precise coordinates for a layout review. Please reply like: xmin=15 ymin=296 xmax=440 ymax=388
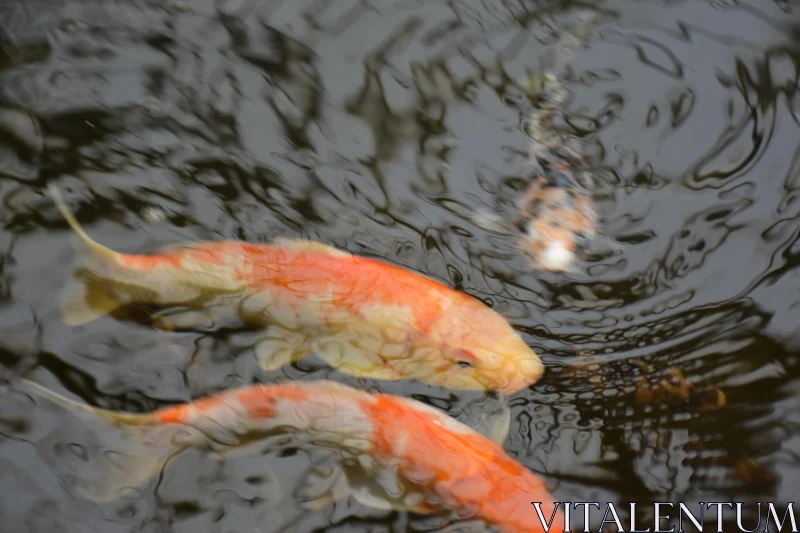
xmin=270 ymin=238 xmax=351 ymax=258
xmin=153 ymin=241 xmax=212 ymax=255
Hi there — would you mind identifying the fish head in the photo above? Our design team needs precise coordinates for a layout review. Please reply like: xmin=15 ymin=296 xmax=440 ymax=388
xmin=417 ymin=297 xmax=544 ymax=395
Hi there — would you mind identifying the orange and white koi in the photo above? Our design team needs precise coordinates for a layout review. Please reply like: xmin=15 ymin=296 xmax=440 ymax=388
xmin=13 ymin=377 xmax=562 ymax=533
xmin=48 ymin=186 xmax=543 ymax=398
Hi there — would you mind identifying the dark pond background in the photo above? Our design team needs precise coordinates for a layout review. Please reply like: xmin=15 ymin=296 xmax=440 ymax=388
xmin=1 ymin=0 xmax=800 ymax=531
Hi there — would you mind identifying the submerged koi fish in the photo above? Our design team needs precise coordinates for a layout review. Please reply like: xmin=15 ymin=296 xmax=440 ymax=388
xmin=48 ymin=186 xmax=543 ymax=397
xmin=13 ymin=377 xmax=562 ymax=533
xmin=471 ymin=20 xmax=602 ymax=274
xmin=469 ymin=73 xmax=599 ymax=275
xmin=514 ymin=72 xmax=599 ymax=273
xmin=511 ymin=17 xmax=602 ymax=274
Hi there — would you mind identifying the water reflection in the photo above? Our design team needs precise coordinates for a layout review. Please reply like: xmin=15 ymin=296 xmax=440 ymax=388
xmin=2 ymin=0 xmax=800 ymax=531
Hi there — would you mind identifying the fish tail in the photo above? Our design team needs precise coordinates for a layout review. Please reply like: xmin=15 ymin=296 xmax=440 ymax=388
xmin=17 ymin=379 xmax=150 ymax=426
xmin=48 ymin=184 xmax=119 ymax=261
xmin=48 ymin=185 xmax=126 ymax=326
xmin=14 ymin=378 xmax=183 ymax=502
xmin=58 ymin=269 xmax=126 ymax=327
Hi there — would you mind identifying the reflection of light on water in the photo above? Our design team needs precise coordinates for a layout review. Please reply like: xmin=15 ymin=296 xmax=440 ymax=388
xmin=140 ymin=206 xmax=166 ymax=223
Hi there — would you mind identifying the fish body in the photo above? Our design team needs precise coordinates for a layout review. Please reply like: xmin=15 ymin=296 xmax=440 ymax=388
xmin=514 ymin=72 xmax=599 ymax=274
xmin=15 ymin=378 xmax=562 ymax=533
xmin=49 ymin=186 xmax=543 ymax=396
xmin=480 ymin=15 xmax=602 ymax=274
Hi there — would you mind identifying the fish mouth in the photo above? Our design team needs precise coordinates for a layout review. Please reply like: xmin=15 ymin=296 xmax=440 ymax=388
xmin=495 ymin=358 xmax=544 ymax=395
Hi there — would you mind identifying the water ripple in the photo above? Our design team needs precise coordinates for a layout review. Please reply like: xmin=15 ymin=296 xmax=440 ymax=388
xmin=1 ymin=0 xmax=800 ymax=531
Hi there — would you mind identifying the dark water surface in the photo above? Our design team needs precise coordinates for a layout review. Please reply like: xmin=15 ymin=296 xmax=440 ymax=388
xmin=2 ymin=0 xmax=800 ymax=531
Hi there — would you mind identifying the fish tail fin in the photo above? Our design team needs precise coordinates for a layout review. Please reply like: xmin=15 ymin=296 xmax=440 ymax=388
xmin=48 ymin=184 xmax=118 ymax=261
xmin=58 ymin=268 xmax=124 ymax=326
xmin=48 ymin=185 xmax=125 ymax=326
xmin=15 ymin=378 xmax=184 ymax=502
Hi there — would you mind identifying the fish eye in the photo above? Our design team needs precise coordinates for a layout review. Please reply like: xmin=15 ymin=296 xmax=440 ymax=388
xmin=452 ymin=349 xmax=477 ymax=369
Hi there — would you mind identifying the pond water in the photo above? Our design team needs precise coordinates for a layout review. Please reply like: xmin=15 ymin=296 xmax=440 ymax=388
xmin=1 ymin=0 xmax=800 ymax=531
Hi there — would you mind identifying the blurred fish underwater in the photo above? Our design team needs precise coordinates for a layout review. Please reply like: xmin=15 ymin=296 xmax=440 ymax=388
xmin=2 ymin=0 xmax=800 ymax=532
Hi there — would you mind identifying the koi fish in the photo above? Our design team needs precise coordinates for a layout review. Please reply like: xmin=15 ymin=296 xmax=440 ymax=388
xmin=12 ymin=377 xmax=562 ymax=533
xmin=470 ymin=17 xmax=603 ymax=274
xmin=514 ymin=72 xmax=599 ymax=273
xmin=47 ymin=186 xmax=543 ymax=398
xmin=467 ymin=74 xmax=599 ymax=275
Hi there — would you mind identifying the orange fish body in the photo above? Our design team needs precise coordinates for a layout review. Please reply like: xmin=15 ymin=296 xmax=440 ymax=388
xmin=361 ymin=392 xmax=563 ymax=532
xmin=17 ymin=378 xmax=562 ymax=533
xmin=49 ymin=186 xmax=543 ymax=397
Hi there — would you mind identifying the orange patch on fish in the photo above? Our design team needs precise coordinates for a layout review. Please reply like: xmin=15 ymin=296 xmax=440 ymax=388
xmin=228 ymin=244 xmax=449 ymax=329
xmin=235 ymin=383 xmax=299 ymax=418
xmin=360 ymin=393 xmax=562 ymax=533
xmin=184 ymin=246 xmax=229 ymax=266
xmin=118 ymin=253 xmax=183 ymax=270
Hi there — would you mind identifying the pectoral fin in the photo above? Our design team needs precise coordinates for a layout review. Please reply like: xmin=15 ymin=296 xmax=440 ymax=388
xmin=270 ymin=238 xmax=351 ymax=258
xmin=255 ymin=327 xmax=313 ymax=372
xmin=294 ymin=453 xmax=437 ymax=515
xmin=149 ymin=309 xmax=211 ymax=331
xmin=150 ymin=298 xmax=240 ymax=331
xmin=456 ymin=394 xmax=511 ymax=446
xmin=293 ymin=454 xmax=352 ymax=511
xmin=343 ymin=460 xmax=439 ymax=515
xmin=311 ymin=337 xmax=405 ymax=381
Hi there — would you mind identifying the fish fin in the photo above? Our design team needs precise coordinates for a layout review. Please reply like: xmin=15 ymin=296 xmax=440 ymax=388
xmin=12 ymin=378 xmax=193 ymax=502
xmin=295 ymin=453 xmax=437 ymax=515
xmin=152 ymin=241 xmax=204 ymax=254
xmin=296 ymin=453 xmax=425 ymax=514
xmin=255 ymin=328 xmax=312 ymax=372
xmin=67 ymin=422 xmax=188 ymax=502
xmin=293 ymin=454 xmax=352 ymax=511
xmin=48 ymin=184 xmax=118 ymax=261
xmin=50 ymin=185 xmax=125 ymax=326
xmin=487 ymin=401 xmax=511 ymax=445
xmin=150 ymin=303 xmax=236 ymax=331
xmin=270 ymin=238 xmax=351 ymax=258
xmin=58 ymin=270 xmax=123 ymax=326
xmin=13 ymin=377 xmax=110 ymax=418
xmin=456 ymin=394 xmax=511 ymax=446
xmin=343 ymin=461 xmax=436 ymax=514
xmin=349 ymin=482 xmax=398 ymax=511
xmin=311 ymin=337 xmax=405 ymax=381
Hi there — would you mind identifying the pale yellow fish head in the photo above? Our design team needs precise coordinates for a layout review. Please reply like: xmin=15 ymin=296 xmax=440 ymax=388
xmin=417 ymin=296 xmax=544 ymax=395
